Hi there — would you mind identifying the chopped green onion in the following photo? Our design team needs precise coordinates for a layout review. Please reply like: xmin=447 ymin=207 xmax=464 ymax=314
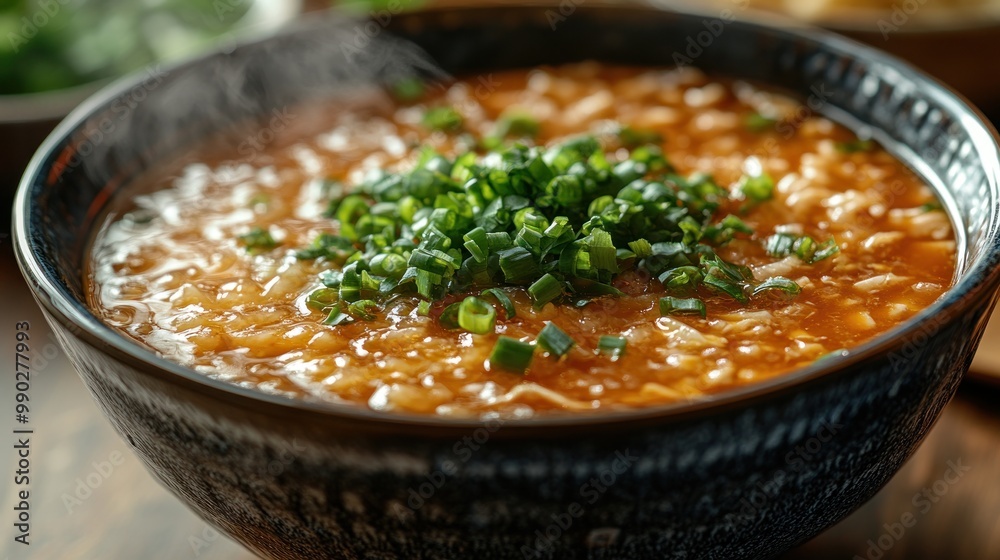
xmin=659 ymin=266 xmax=702 ymax=295
xmin=457 ymin=296 xmax=497 ymax=335
xmin=287 ymin=133 xmax=805 ymax=327
xmin=486 ymin=232 xmax=514 ymax=251
xmin=463 ymin=227 xmax=490 ymax=263
xmin=745 ymin=113 xmax=778 ymax=133
xmin=737 ymin=173 xmax=774 ymax=212
xmin=347 ymin=300 xmax=379 ymax=321
xmin=439 ymin=302 xmax=462 ymax=330
xmin=295 ymin=233 xmax=355 ymax=262
xmin=489 ymin=336 xmax=535 ymax=373
xmin=417 ymin=300 xmax=431 ymax=316
xmin=497 ymin=247 xmax=540 ymax=284
xmin=597 ymin=336 xmax=627 ymax=360
xmin=811 ymin=239 xmax=840 ymax=262
xmin=491 ymin=111 xmax=540 ymax=140
xmin=920 ymin=202 xmax=942 ymax=213
xmin=703 ymin=273 xmax=749 ymax=304
xmin=752 ymin=277 xmax=802 ymax=297
xmin=423 ymin=106 xmax=463 ymax=132
xmin=836 ymin=139 xmax=874 ymax=154
xmin=306 ymin=288 xmax=339 ymax=311
xmin=409 ymin=248 xmax=458 ymax=276
xmin=659 ymin=296 xmax=707 ymax=318
xmin=764 ymin=233 xmax=796 ymax=258
xmin=628 ymin=238 xmax=653 ymax=258
xmin=765 ymin=233 xmax=839 ymax=264
xmin=323 ymin=304 xmax=353 ymax=326
xmin=238 ymin=227 xmax=278 ymax=253
xmin=330 ymin=195 xmax=371 ymax=240
xmin=536 ymin=322 xmax=576 ymax=358
xmin=587 ymin=229 xmax=618 ymax=272
xmin=390 ymin=78 xmax=425 ymax=102
xmin=319 ymin=269 xmax=343 ymax=288
xmin=481 ymin=288 xmax=516 ymax=318
xmin=617 ymin=125 xmax=663 ymax=148
xmin=528 ymin=273 xmax=564 ymax=309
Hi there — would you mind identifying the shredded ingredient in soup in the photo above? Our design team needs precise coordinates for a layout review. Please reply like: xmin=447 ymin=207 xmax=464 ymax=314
xmin=87 ymin=64 xmax=956 ymax=418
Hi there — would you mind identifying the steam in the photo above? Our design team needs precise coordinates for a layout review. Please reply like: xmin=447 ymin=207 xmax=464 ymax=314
xmin=63 ymin=13 xmax=452 ymax=193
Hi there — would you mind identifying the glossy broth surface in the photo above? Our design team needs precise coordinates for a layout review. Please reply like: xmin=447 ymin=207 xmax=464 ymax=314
xmin=87 ymin=64 xmax=955 ymax=418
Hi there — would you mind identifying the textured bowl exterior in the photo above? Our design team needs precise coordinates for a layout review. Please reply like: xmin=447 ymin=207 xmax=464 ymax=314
xmin=48 ymin=305 xmax=983 ymax=560
xmin=13 ymin=4 xmax=1000 ymax=560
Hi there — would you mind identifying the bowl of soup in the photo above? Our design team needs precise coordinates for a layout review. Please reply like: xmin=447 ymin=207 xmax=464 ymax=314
xmin=12 ymin=3 xmax=1000 ymax=559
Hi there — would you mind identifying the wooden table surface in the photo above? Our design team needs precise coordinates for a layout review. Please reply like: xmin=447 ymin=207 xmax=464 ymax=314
xmin=1 ymin=237 xmax=1000 ymax=560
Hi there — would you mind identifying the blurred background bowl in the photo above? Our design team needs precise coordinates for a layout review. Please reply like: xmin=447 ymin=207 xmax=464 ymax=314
xmin=690 ymin=0 xmax=1000 ymax=113
xmin=0 ymin=0 xmax=304 ymax=226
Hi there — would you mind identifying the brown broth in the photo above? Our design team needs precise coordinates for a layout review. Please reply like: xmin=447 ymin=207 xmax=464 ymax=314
xmin=86 ymin=64 xmax=955 ymax=418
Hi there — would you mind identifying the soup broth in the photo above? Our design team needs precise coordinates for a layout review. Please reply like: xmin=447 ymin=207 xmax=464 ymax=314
xmin=87 ymin=64 xmax=955 ymax=418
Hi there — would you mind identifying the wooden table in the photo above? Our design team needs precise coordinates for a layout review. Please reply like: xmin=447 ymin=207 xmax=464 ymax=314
xmin=1 ymin=237 xmax=999 ymax=560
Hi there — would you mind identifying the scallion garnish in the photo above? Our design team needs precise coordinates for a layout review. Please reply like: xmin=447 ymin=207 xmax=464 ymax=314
xmin=457 ymin=296 xmax=497 ymax=335
xmin=617 ymin=125 xmax=663 ymax=148
xmin=836 ymin=139 xmax=874 ymax=154
xmin=745 ymin=113 xmax=778 ymax=133
xmin=305 ymin=288 xmax=339 ymax=311
xmin=423 ymin=106 xmax=463 ymax=132
xmin=752 ymin=277 xmax=802 ymax=297
xmin=239 ymin=227 xmax=278 ymax=253
xmin=489 ymin=112 xmax=540 ymax=143
xmin=439 ymin=302 xmax=462 ymax=330
xmin=417 ymin=300 xmax=431 ymax=316
xmin=536 ymin=322 xmax=576 ymax=358
xmin=737 ymin=172 xmax=774 ymax=213
xmin=481 ymin=288 xmax=516 ymax=318
xmin=659 ymin=296 xmax=707 ymax=318
xmin=596 ymin=336 xmax=627 ymax=360
xmin=528 ymin=273 xmax=565 ymax=309
xmin=323 ymin=304 xmax=353 ymax=326
xmin=295 ymin=233 xmax=354 ymax=262
xmin=347 ymin=299 xmax=378 ymax=321
xmin=390 ymin=78 xmax=426 ymax=102
xmin=489 ymin=336 xmax=535 ymax=373
xmin=289 ymin=132 xmax=806 ymax=344
xmin=765 ymin=233 xmax=839 ymax=264
xmin=497 ymin=247 xmax=540 ymax=284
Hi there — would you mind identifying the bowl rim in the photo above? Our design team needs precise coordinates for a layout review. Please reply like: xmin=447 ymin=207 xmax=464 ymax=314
xmin=13 ymin=2 xmax=1000 ymax=433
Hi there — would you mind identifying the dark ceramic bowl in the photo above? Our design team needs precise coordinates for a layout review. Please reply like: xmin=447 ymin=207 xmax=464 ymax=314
xmin=0 ymin=81 xmax=106 ymax=231
xmin=12 ymin=3 xmax=1000 ymax=559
